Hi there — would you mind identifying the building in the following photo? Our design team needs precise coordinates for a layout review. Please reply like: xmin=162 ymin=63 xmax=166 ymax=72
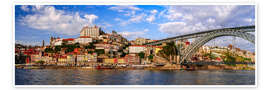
xmin=50 ymin=37 xmax=62 ymax=46
xmin=129 ymin=45 xmax=146 ymax=53
xmin=124 ymin=54 xmax=140 ymax=64
xmin=62 ymin=38 xmax=75 ymax=44
xmin=80 ymin=25 xmax=104 ymax=38
xmin=134 ymin=38 xmax=150 ymax=45
xmin=75 ymin=36 xmax=93 ymax=44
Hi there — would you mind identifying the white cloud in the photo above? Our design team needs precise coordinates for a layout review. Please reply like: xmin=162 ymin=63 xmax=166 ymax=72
xmin=20 ymin=5 xmax=98 ymax=35
xmin=207 ymin=18 xmax=216 ymax=23
xmin=129 ymin=13 xmax=145 ymax=22
xmin=146 ymin=9 xmax=158 ymax=23
xmin=84 ymin=14 xmax=98 ymax=25
xmin=117 ymin=13 xmax=146 ymax=26
xmin=110 ymin=6 xmax=145 ymax=26
xmin=166 ymin=8 xmax=183 ymax=21
xmin=159 ymin=5 xmax=255 ymax=51
xmin=150 ymin=9 xmax=158 ymax=14
xmin=15 ymin=40 xmax=42 ymax=46
xmin=159 ymin=22 xmax=211 ymax=35
xmin=119 ymin=29 xmax=149 ymax=40
xmin=114 ymin=18 xmax=121 ymax=21
xmin=109 ymin=5 xmax=141 ymax=12
xmin=159 ymin=5 xmax=255 ymax=35
xmin=20 ymin=5 xmax=30 ymax=12
xmin=146 ymin=15 xmax=155 ymax=23
xmin=98 ymin=22 xmax=112 ymax=29
xmin=109 ymin=5 xmax=141 ymax=17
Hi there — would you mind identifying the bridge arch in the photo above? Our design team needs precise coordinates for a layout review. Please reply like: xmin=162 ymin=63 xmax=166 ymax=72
xmin=180 ymin=31 xmax=255 ymax=63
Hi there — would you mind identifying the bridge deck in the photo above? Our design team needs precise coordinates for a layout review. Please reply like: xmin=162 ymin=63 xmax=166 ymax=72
xmin=145 ymin=25 xmax=255 ymax=45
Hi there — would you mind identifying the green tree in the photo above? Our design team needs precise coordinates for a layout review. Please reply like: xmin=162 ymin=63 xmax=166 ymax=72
xmin=157 ymin=42 xmax=178 ymax=61
xmin=85 ymin=43 xmax=95 ymax=49
xmin=224 ymin=52 xmax=236 ymax=63
xmin=54 ymin=45 xmax=62 ymax=52
xmin=95 ymin=49 xmax=105 ymax=55
xmin=138 ymin=52 xmax=145 ymax=59
xmin=148 ymin=54 xmax=154 ymax=62
xmin=44 ymin=47 xmax=54 ymax=53
xmin=88 ymin=51 xmax=94 ymax=54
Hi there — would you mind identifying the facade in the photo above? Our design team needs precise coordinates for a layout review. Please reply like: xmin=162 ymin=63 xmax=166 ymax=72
xmin=124 ymin=54 xmax=140 ymax=64
xmin=80 ymin=25 xmax=102 ymax=38
xmin=75 ymin=36 xmax=92 ymax=44
xmin=50 ymin=37 xmax=62 ymax=46
xmin=129 ymin=45 xmax=146 ymax=54
xmin=134 ymin=38 xmax=150 ymax=45
xmin=62 ymin=38 xmax=75 ymax=44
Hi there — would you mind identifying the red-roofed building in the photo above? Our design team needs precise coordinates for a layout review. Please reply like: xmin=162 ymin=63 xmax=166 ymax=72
xmin=75 ymin=36 xmax=92 ymax=44
xmin=62 ymin=38 xmax=75 ymax=44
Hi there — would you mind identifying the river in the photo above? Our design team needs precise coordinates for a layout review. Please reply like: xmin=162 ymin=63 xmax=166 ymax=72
xmin=15 ymin=69 xmax=255 ymax=85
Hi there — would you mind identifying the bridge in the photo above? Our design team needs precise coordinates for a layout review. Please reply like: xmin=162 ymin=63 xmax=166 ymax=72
xmin=145 ymin=25 xmax=255 ymax=64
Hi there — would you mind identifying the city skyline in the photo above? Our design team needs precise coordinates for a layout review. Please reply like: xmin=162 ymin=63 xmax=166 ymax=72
xmin=15 ymin=5 xmax=255 ymax=52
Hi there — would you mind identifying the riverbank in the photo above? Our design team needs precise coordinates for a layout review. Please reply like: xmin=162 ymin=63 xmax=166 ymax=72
xmin=15 ymin=64 xmax=255 ymax=70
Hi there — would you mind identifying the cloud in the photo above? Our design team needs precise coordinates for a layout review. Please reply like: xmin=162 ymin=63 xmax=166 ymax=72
xmin=15 ymin=40 xmax=42 ymax=46
xmin=19 ymin=5 xmax=98 ymax=35
xmin=159 ymin=22 xmax=211 ymax=35
xmin=129 ymin=13 xmax=146 ymax=22
xmin=109 ymin=5 xmax=140 ymax=12
xmin=150 ymin=9 xmax=158 ymax=14
xmin=98 ymin=22 xmax=112 ymax=30
xmin=158 ymin=5 xmax=255 ymax=51
xmin=119 ymin=29 xmax=149 ymax=40
xmin=159 ymin=5 xmax=255 ymax=35
xmin=109 ymin=5 xmax=141 ymax=17
xmin=146 ymin=9 xmax=158 ymax=23
xmin=146 ymin=15 xmax=155 ymax=23
xmin=116 ymin=13 xmax=146 ymax=26
xmin=20 ymin=5 xmax=30 ymax=12
xmin=84 ymin=14 xmax=98 ymax=24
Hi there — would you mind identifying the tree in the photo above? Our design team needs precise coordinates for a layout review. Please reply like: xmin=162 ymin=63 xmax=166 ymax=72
xmin=44 ymin=47 xmax=54 ymax=53
xmin=54 ymin=45 xmax=62 ymax=52
xmin=138 ymin=52 xmax=145 ymax=59
xmin=148 ymin=54 xmax=154 ymax=62
xmin=157 ymin=42 xmax=178 ymax=61
xmin=88 ymin=51 xmax=94 ymax=54
xmin=224 ymin=52 xmax=236 ymax=63
xmin=95 ymin=49 xmax=105 ymax=55
xmin=85 ymin=43 xmax=95 ymax=49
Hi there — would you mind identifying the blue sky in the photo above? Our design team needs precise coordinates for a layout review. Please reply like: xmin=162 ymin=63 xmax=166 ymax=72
xmin=15 ymin=5 xmax=255 ymax=51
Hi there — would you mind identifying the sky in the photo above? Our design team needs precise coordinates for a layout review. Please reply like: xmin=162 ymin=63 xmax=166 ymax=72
xmin=15 ymin=5 xmax=255 ymax=52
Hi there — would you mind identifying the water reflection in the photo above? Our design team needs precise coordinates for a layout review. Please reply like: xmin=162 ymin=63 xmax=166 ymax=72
xmin=15 ymin=69 xmax=255 ymax=85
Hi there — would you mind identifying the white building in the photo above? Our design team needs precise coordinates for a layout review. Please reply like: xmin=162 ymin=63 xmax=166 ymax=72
xmin=80 ymin=25 xmax=101 ymax=38
xmin=50 ymin=37 xmax=62 ymax=46
xmin=129 ymin=45 xmax=146 ymax=53
xmin=75 ymin=36 xmax=92 ymax=44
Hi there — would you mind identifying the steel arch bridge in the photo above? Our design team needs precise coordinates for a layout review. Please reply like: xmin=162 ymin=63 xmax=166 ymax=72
xmin=145 ymin=25 xmax=255 ymax=64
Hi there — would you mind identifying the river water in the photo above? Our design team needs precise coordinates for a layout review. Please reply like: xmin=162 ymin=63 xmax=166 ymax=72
xmin=15 ymin=69 xmax=255 ymax=85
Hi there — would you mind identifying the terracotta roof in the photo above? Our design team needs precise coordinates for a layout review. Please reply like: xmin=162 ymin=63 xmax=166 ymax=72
xmin=63 ymin=38 xmax=74 ymax=41
xmin=79 ymin=36 xmax=91 ymax=38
